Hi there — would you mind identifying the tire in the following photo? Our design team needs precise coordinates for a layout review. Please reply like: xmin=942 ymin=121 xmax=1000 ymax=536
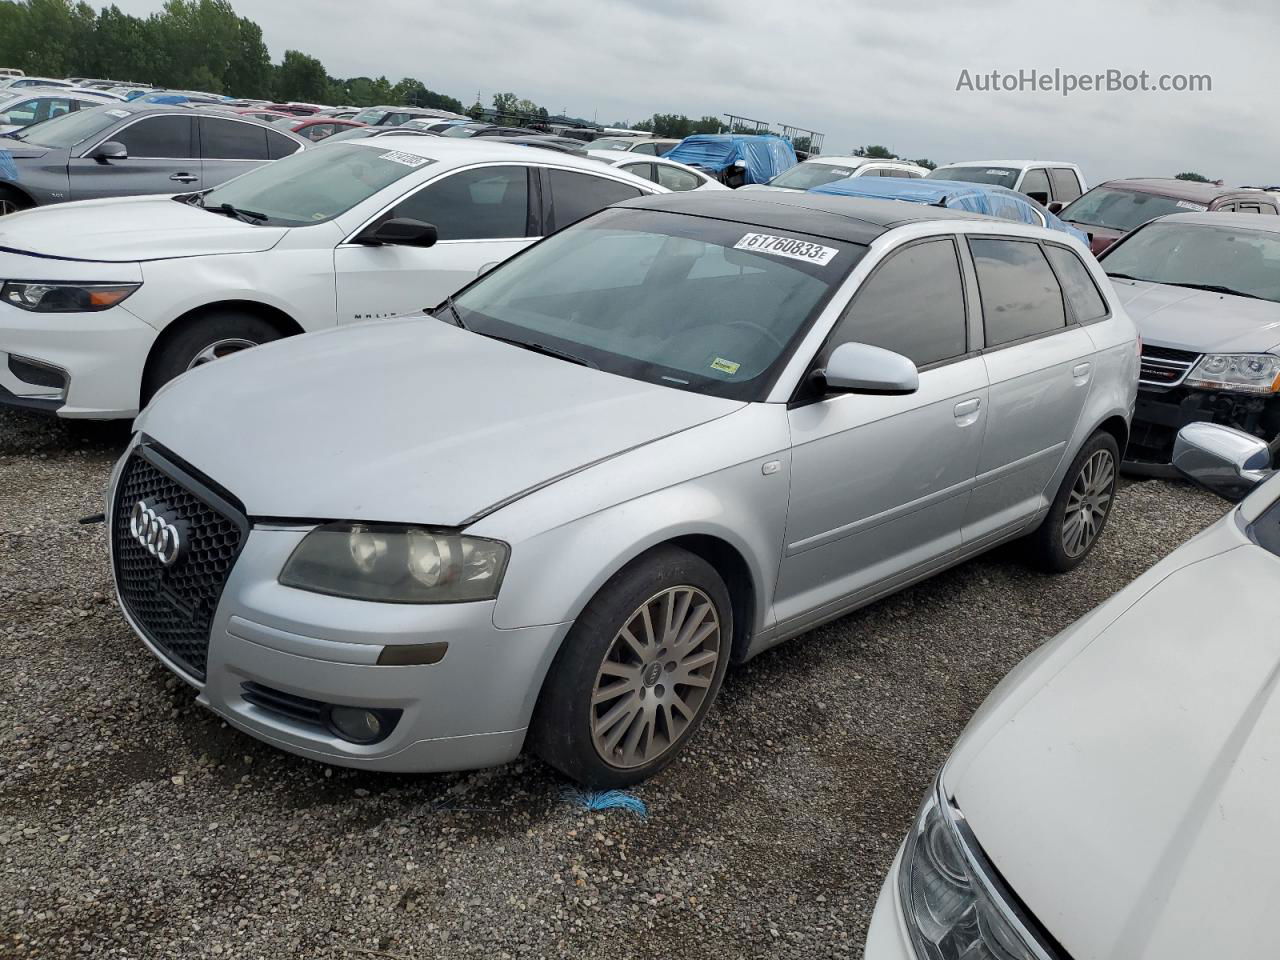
xmin=142 ymin=311 xmax=282 ymax=406
xmin=530 ymin=546 xmax=733 ymax=787
xmin=0 ymin=186 xmax=32 ymax=217
xmin=1027 ymin=431 xmax=1119 ymax=573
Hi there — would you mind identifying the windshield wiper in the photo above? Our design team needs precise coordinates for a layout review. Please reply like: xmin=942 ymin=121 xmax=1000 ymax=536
xmin=1105 ymin=272 xmax=1150 ymax=282
xmin=437 ymin=296 xmax=467 ymax=330
xmin=481 ymin=333 xmax=598 ymax=369
xmin=1166 ymin=281 xmax=1266 ymax=301
xmin=204 ymin=201 xmax=269 ymax=224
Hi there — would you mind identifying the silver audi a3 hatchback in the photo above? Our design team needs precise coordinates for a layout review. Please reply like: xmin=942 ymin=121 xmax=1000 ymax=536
xmin=108 ymin=192 xmax=1139 ymax=786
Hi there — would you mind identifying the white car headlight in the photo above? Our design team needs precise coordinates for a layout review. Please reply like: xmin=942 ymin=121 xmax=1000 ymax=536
xmin=1 ymin=281 xmax=140 ymax=313
xmin=899 ymin=779 xmax=1053 ymax=960
xmin=1184 ymin=353 xmax=1280 ymax=395
xmin=279 ymin=522 xmax=509 ymax=603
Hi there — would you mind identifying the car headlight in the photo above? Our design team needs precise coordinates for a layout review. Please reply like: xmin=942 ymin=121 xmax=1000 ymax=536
xmin=279 ymin=522 xmax=509 ymax=603
xmin=1 ymin=281 xmax=140 ymax=313
xmin=1184 ymin=353 xmax=1280 ymax=395
xmin=899 ymin=779 xmax=1050 ymax=960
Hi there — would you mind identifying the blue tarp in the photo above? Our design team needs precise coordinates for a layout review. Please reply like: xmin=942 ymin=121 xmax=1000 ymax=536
xmin=664 ymin=135 xmax=797 ymax=185
xmin=139 ymin=93 xmax=192 ymax=105
xmin=0 ymin=149 xmax=17 ymax=182
xmin=811 ymin=176 xmax=1090 ymax=245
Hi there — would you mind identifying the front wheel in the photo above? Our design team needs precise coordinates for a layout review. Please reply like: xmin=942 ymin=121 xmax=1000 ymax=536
xmin=0 ymin=187 xmax=32 ymax=217
xmin=142 ymin=311 xmax=283 ymax=406
xmin=530 ymin=546 xmax=732 ymax=787
xmin=1028 ymin=431 xmax=1119 ymax=572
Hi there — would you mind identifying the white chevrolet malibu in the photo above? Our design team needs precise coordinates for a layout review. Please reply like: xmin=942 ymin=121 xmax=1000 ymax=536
xmin=0 ymin=136 xmax=661 ymax=418
xmin=866 ymin=422 xmax=1280 ymax=959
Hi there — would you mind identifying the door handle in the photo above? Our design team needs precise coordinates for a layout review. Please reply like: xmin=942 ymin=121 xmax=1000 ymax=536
xmin=169 ymin=173 xmax=198 ymax=183
xmin=954 ymin=398 xmax=981 ymax=417
xmin=1072 ymin=361 xmax=1092 ymax=382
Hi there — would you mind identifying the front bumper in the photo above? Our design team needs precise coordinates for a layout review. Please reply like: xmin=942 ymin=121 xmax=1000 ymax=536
xmin=113 ymin=515 xmax=573 ymax=773
xmin=0 ymin=302 xmax=156 ymax=419
xmin=864 ymin=848 xmax=915 ymax=959
xmin=1125 ymin=384 xmax=1280 ymax=471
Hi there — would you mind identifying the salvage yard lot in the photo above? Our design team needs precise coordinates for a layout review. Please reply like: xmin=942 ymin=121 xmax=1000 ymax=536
xmin=0 ymin=407 xmax=1227 ymax=960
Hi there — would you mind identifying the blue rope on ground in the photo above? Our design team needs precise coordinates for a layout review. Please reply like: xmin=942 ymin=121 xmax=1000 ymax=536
xmin=562 ymin=788 xmax=648 ymax=818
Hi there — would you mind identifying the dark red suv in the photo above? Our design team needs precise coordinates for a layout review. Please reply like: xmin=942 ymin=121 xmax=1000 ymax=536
xmin=1059 ymin=179 xmax=1279 ymax=253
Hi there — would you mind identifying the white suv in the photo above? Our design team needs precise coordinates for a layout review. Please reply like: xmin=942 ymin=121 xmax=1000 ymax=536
xmin=0 ymin=136 xmax=662 ymax=419
xmin=740 ymin=155 xmax=929 ymax=193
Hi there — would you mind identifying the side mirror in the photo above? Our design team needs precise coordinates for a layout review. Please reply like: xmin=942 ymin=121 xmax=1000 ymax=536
xmin=820 ymin=342 xmax=919 ymax=395
xmin=355 ymin=217 xmax=438 ymax=247
xmin=1172 ymin=422 xmax=1273 ymax=501
xmin=1047 ymin=200 xmax=1066 ymax=214
xmin=92 ymin=141 xmax=127 ymax=163
xmin=1026 ymin=190 xmax=1050 ymax=205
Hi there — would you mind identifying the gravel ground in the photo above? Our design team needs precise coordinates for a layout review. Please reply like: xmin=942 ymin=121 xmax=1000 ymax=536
xmin=0 ymin=406 xmax=1230 ymax=960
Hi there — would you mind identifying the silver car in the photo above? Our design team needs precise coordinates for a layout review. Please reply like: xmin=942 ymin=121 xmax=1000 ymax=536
xmin=107 ymin=191 xmax=1138 ymax=786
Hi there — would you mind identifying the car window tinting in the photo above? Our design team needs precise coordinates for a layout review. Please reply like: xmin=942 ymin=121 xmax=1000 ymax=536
xmin=115 ymin=115 xmax=195 ymax=159
xmin=392 ymin=165 xmax=530 ymax=240
xmin=1049 ymin=168 xmax=1082 ymax=202
xmin=451 ymin=207 xmax=863 ymax=402
xmin=1020 ymin=167 xmax=1051 ymax=198
xmin=265 ymin=128 xmax=301 ymax=159
xmin=969 ymin=238 xmax=1067 ymax=346
xmin=548 ymin=169 xmax=645 ymax=230
xmin=1044 ymin=245 xmax=1108 ymax=322
xmin=824 ymin=239 xmax=967 ymax=368
xmin=1100 ymin=221 xmax=1280 ymax=304
xmin=620 ymin=162 xmax=658 ymax=183
xmin=656 ymin=164 xmax=701 ymax=192
xmin=200 ymin=117 xmax=269 ymax=160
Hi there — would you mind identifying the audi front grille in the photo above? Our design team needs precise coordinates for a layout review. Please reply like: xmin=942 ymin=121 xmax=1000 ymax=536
xmin=111 ymin=441 xmax=248 ymax=681
xmin=1139 ymin=344 xmax=1200 ymax=387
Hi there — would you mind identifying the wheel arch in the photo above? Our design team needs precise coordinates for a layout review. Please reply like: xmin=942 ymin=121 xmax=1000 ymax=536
xmin=0 ymin=181 xmax=35 ymax=209
xmin=1093 ymin=413 xmax=1129 ymax=457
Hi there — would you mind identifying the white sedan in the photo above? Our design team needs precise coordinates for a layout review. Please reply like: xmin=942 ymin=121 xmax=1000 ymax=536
xmin=866 ymin=423 xmax=1280 ymax=959
xmin=0 ymin=136 xmax=663 ymax=418
xmin=587 ymin=148 xmax=727 ymax=192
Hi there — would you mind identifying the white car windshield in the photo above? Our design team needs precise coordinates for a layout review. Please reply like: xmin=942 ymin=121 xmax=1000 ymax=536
xmin=1103 ymin=221 xmax=1280 ymax=303
xmin=768 ymin=161 xmax=863 ymax=190
xmin=450 ymin=207 xmax=864 ymax=401
xmin=196 ymin=142 xmax=435 ymax=226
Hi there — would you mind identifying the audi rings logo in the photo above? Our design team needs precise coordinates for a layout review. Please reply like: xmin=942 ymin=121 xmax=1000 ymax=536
xmin=129 ymin=500 xmax=185 ymax=567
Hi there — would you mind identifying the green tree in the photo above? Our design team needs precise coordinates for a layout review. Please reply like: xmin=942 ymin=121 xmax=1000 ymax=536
xmin=914 ymin=158 xmax=937 ymax=170
xmin=1175 ymin=171 xmax=1210 ymax=182
xmin=855 ymin=144 xmax=897 ymax=159
xmin=692 ymin=115 xmax=724 ymax=134
xmin=274 ymin=49 xmax=328 ymax=102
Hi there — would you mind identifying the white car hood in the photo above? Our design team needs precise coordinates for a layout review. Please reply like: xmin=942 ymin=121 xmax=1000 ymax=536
xmin=135 ymin=316 xmax=744 ymax=525
xmin=948 ymin=536 xmax=1280 ymax=959
xmin=1114 ymin=278 xmax=1280 ymax=354
xmin=0 ymin=194 xmax=289 ymax=262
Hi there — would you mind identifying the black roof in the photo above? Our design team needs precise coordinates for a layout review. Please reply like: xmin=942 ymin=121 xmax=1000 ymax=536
xmin=619 ymin=190 xmax=1000 ymax=244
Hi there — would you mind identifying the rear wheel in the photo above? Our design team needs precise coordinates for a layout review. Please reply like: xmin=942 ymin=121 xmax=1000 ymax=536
xmin=142 ymin=311 xmax=283 ymax=406
xmin=0 ymin=187 xmax=32 ymax=216
xmin=1028 ymin=431 xmax=1119 ymax=572
xmin=530 ymin=546 xmax=732 ymax=787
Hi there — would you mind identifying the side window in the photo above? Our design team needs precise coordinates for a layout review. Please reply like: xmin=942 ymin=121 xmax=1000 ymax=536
xmin=114 ymin=115 xmax=195 ymax=159
xmin=632 ymin=142 xmax=659 ymax=155
xmin=655 ymin=164 xmax=701 ymax=192
xmin=1262 ymin=204 xmax=1278 ymax=215
xmin=1237 ymin=202 xmax=1264 ymax=214
xmin=1049 ymin=168 xmax=1082 ymax=202
xmin=619 ymin=161 xmax=658 ymax=183
xmin=1020 ymin=167 xmax=1051 ymax=200
xmin=969 ymin=238 xmax=1067 ymax=346
xmin=823 ymin=238 xmax=968 ymax=368
xmin=1216 ymin=201 xmax=1237 ymax=212
xmin=201 ymin=117 xmax=269 ymax=160
xmin=857 ymin=168 xmax=882 ymax=177
xmin=1044 ymin=245 xmax=1108 ymax=322
xmin=265 ymin=129 xmax=301 ymax=159
xmin=392 ymin=165 xmax=530 ymax=240
xmin=903 ymin=168 xmax=923 ymax=178
xmin=547 ymin=169 xmax=645 ymax=230
xmin=886 ymin=168 xmax=911 ymax=178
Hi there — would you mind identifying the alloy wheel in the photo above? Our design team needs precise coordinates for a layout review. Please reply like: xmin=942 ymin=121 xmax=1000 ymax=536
xmin=0 ymin=197 xmax=20 ymax=217
xmin=1062 ymin=448 xmax=1115 ymax=558
xmin=590 ymin=585 xmax=722 ymax=769
xmin=186 ymin=338 xmax=258 ymax=370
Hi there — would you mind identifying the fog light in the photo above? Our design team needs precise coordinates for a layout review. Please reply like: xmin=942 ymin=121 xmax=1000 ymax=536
xmin=328 ymin=706 xmax=392 ymax=744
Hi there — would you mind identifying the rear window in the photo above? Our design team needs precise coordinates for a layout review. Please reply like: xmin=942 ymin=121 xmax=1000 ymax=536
xmin=928 ymin=165 xmax=1020 ymax=189
xmin=768 ymin=160 xmax=860 ymax=190
xmin=1060 ymin=186 xmax=1202 ymax=232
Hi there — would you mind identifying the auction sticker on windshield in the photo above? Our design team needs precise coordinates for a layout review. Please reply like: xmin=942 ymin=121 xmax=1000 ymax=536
xmin=734 ymin=233 xmax=838 ymax=265
xmin=1175 ymin=200 xmax=1208 ymax=211
xmin=378 ymin=150 xmax=429 ymax=168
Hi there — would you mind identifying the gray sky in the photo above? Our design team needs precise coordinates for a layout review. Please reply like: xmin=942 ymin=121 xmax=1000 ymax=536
xmin=114 ymin=0 xmax=1277 ymax=186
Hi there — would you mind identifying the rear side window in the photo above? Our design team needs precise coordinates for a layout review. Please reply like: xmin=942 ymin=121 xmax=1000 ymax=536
xmin=655 ymin=164 xmax=701 ymax=192
xmin=392 ymin=165 xmax=530 ymax=240
xmin=619 ymin=161 xmax=657 ymax=183
xmin=201 ymin=117 xmax=269 ymax=160
xmin=547 ymin=169 xmax=645 ymax=230
xmin=969 ymin=238 xmax=1066 ymax=346
xmin=1050 ymin=168 xmax=1082 ymax=202
xmin=824 ymin=238 xmax=968 ymax=368
xmin=115 ymin=115 xmax=195 ymax=159
xmin=1020 ymin=167 xmax=1051 ymax=199
xmin=632 ymin=142 xmax=659 ymax=155
xmin=266 ymin=129 xmax=300 ymax=159
xmin=1044 ymin=245 xmax=1108 ymax=322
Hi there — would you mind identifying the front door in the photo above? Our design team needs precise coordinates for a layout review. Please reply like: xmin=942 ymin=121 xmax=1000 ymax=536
xmin=68 ymin=114 xmax=201 ymax=200
xmin=776 ymin=236 xmax=989 ymax=627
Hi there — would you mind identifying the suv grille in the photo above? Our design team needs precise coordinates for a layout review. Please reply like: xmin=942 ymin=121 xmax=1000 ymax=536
xmin=111 ymin=443 xmax=247 ymax=680
xmin=1140 ymin=344 xmax=1200 ymax=387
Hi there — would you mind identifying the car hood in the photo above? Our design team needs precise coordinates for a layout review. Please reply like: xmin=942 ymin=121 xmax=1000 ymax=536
xmin=949 ymin=540 xmax=1280 ymax=959
xmin=1064 ymin=220 xmax=1123 ymax=254
xmin=1111 ymin=278 xmax=1280 ymax=354
xmin=135 ymin=316 xmax=745 ymax=525
xmin=0 ymin=194 xmax=289 ymax=262
xmin=0 ymin=142 xmax=53 ymax=160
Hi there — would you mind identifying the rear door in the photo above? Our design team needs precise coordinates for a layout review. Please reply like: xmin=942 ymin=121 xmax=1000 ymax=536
xmin=67 ymin=113 xmax=200 ymax=199
xmin=1049 ymin=167 xmax=1083 ymax=204
xmin=963 ymin=236 xmax=1096 ymax=543
xmin=543 ymin=167 xmax=647 ymax=232
xmin=334 ymin=163 xmax=540 ymax=322
xmin=199 ymin=115 xmax=298 ymax=188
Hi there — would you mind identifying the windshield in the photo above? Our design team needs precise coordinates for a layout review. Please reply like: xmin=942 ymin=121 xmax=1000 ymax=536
xmin=1102 ymin=221 xmax=1280 ymax=303
xmin=199 ymin=142 xmax=435 ymax=226
xmin=927 ymin=165 xmax=1019 ymax=189
xmin=769 ymin=160 xmax=862 ymax=190
xmin=450 ymin=207 xmax=863 ymax=401
xmin=1059 ymin=186 xmax=1203 ymax=232
xmin=351 ymin=108 xmax=388 ymax=125
xmin=591 ymin=137 xmax=641 ymax=151
xmin=11 ymin=104 xmax=122 ymax=147
xmin=443 ymin=124 xmax=485 ymax=138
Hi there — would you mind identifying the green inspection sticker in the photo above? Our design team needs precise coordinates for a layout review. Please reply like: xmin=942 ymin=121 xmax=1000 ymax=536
xmin=710 ymin=357 xmax=741 ymax=375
